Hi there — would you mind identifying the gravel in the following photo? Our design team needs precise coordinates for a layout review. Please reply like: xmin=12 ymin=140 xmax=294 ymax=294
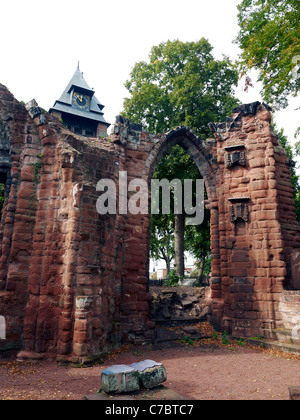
xmin=1 ymin=332 xmax=299 ymax=400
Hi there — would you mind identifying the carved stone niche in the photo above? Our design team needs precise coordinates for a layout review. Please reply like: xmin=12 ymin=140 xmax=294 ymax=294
xmin=225 ymin=144 xmax=246 ymax=169
xmin=228 ymin=197 xmax=250 ymax=223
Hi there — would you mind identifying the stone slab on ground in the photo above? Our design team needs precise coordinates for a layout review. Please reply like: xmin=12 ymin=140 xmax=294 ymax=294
xmin=84 ymin=386 xmax=187 ymax=401
xmin=101 ymin=360 xmax=167 ymax=393
xmin=289 ymin=386 xmax=300 ymax=400
xmin=101 ymin=365 xmax=140 ymax=394
xmin=130 ymin=360 xmax=167 ymax=389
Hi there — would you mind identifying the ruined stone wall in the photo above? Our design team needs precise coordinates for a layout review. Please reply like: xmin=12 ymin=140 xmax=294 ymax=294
xmin=0 ymin=84 xmax=300 ymax=362
xmin=108 ymin=119 xmax=221 ymax=347
xmin=208 ymin=102 xmax=294 ymax=337
xmin=110 ymin=103 xmax=300 ymax=341
xmin=0 ymin=85 xmax=125 ymax=362
xmin=0 ymin=85 xmax=36 ymax=351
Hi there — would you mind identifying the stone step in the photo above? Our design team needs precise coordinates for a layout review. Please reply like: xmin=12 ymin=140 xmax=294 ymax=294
xmin=281 ymin=290 xmax=300 ymax=303
xmin=101 ymin=365 xmax=140 ymax=394
xmin=130 ymin=360 xmax=167 ymax=390
xmin=246 ymin=337 xmax=300 ymax=356
xmin=263 ymin=328 xmax=300 ymax=346
xmin=85 ymin=385 xmax=187 ymax=401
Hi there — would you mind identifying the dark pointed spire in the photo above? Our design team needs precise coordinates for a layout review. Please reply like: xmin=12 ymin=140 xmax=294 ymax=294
xmin=49 ymin=64 xmax=110 ymax=131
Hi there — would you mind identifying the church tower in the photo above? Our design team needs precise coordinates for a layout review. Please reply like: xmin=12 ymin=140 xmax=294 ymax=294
xmin=49 ymin=63 xmax=110 ymax=137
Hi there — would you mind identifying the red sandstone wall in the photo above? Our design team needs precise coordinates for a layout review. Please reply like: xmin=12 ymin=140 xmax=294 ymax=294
xmin=272 ymin=136 xmax=300 ymax=290
xmin=0 ymin=85 xmax=124 ymax=362
xmin=110 ymin=105 xmax=300 ymax=341
xmin=212 ymin=106 xmax=286 ymax=336
xmin=1 ymin=85 xmax=300 ymax=362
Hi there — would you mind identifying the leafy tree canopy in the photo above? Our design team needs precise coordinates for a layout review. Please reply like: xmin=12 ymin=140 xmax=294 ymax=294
xmin=235 ymin=0 xmax=300 ymax=109
xmin=123 ymin=38 xmax=240 ymax=135
xmin=123 ymin=39 xmax=240 ymax=276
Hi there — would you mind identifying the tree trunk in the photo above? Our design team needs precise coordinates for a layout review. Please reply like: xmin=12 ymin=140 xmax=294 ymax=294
xmin=198 ymin=257 xmax=205 ymax=282
xmin=174 ymin=213 xmax=185 ymax=277
xmin=166 ymin=259 xmax=171 ymax=276
xmin=160 ymin=248 xmax=172 ymax=277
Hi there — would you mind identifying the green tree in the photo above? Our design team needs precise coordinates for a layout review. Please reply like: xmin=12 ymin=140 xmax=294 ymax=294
xmin=185 ymin=207 xmax=211 ymax=281
xmin=235 ymin=0 xmax=300 ymax=110
xmin=151 ymin=145 xmax=202 ymax=277
xmin=150 ymin=213 xmax=175 ymax=276
xmin=123 ymin=39 xmax=239 ymax=136
xmin=123 ymin=39 xmax=240 ymax=277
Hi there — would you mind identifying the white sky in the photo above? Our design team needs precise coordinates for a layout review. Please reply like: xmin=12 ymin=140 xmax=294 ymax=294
xmin=0 ymin=0 xmax=299 ymax=169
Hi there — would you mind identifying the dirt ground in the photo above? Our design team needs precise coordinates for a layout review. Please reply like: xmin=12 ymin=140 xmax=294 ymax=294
xmin=0 ymin=323 xmax=300 ymax=401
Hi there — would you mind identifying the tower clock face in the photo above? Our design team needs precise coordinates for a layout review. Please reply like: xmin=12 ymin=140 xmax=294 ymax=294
xmin=72 ymin=92 xmax=90 ymax=111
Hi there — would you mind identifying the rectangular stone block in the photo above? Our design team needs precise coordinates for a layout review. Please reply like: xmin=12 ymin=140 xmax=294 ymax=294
xmin=101 ymin=365 xmax=140 ymax=394
xmin=130 ymin=360 xmax=167 ymax=389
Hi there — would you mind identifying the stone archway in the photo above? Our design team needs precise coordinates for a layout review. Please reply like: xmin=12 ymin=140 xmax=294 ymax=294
xmin=144 ymin=126 xmax=219 ymax=203
xmin=117 ymin=125 xmax=221 ymax=341
xmin=145 ymin=126 xmax=218 ymax=291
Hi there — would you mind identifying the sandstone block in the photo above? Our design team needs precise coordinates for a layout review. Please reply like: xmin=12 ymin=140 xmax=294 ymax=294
xmin=25 ymin=99 xmax=38 ymax=111
xmin=101 ymin=365 xmax=140 ymax=394
xmin=130 ymin=360 xmax=167 ymax=389
xmin=101 ymin=360 xmax=167 ymax=394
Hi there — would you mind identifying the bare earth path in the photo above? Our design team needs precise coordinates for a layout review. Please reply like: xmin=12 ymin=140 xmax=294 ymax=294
xmin=1 ymin=330 xmax=300 ymax=400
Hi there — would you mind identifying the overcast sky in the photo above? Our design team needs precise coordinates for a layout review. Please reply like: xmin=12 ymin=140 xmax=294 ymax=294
xmin=0 ymin=0 xmax=299 ymax=168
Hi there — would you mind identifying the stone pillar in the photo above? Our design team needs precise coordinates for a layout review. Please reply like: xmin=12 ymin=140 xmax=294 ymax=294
xmin=209 ymin=102 xmax=293 ymax=338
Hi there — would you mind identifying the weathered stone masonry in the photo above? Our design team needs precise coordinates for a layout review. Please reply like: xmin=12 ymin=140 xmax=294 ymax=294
xmin=0 ymin=84 xmax=300 ymax=362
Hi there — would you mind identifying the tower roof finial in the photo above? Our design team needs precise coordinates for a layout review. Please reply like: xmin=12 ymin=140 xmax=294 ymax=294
xmin=77 ymin=61 xmax=80 ymax=72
